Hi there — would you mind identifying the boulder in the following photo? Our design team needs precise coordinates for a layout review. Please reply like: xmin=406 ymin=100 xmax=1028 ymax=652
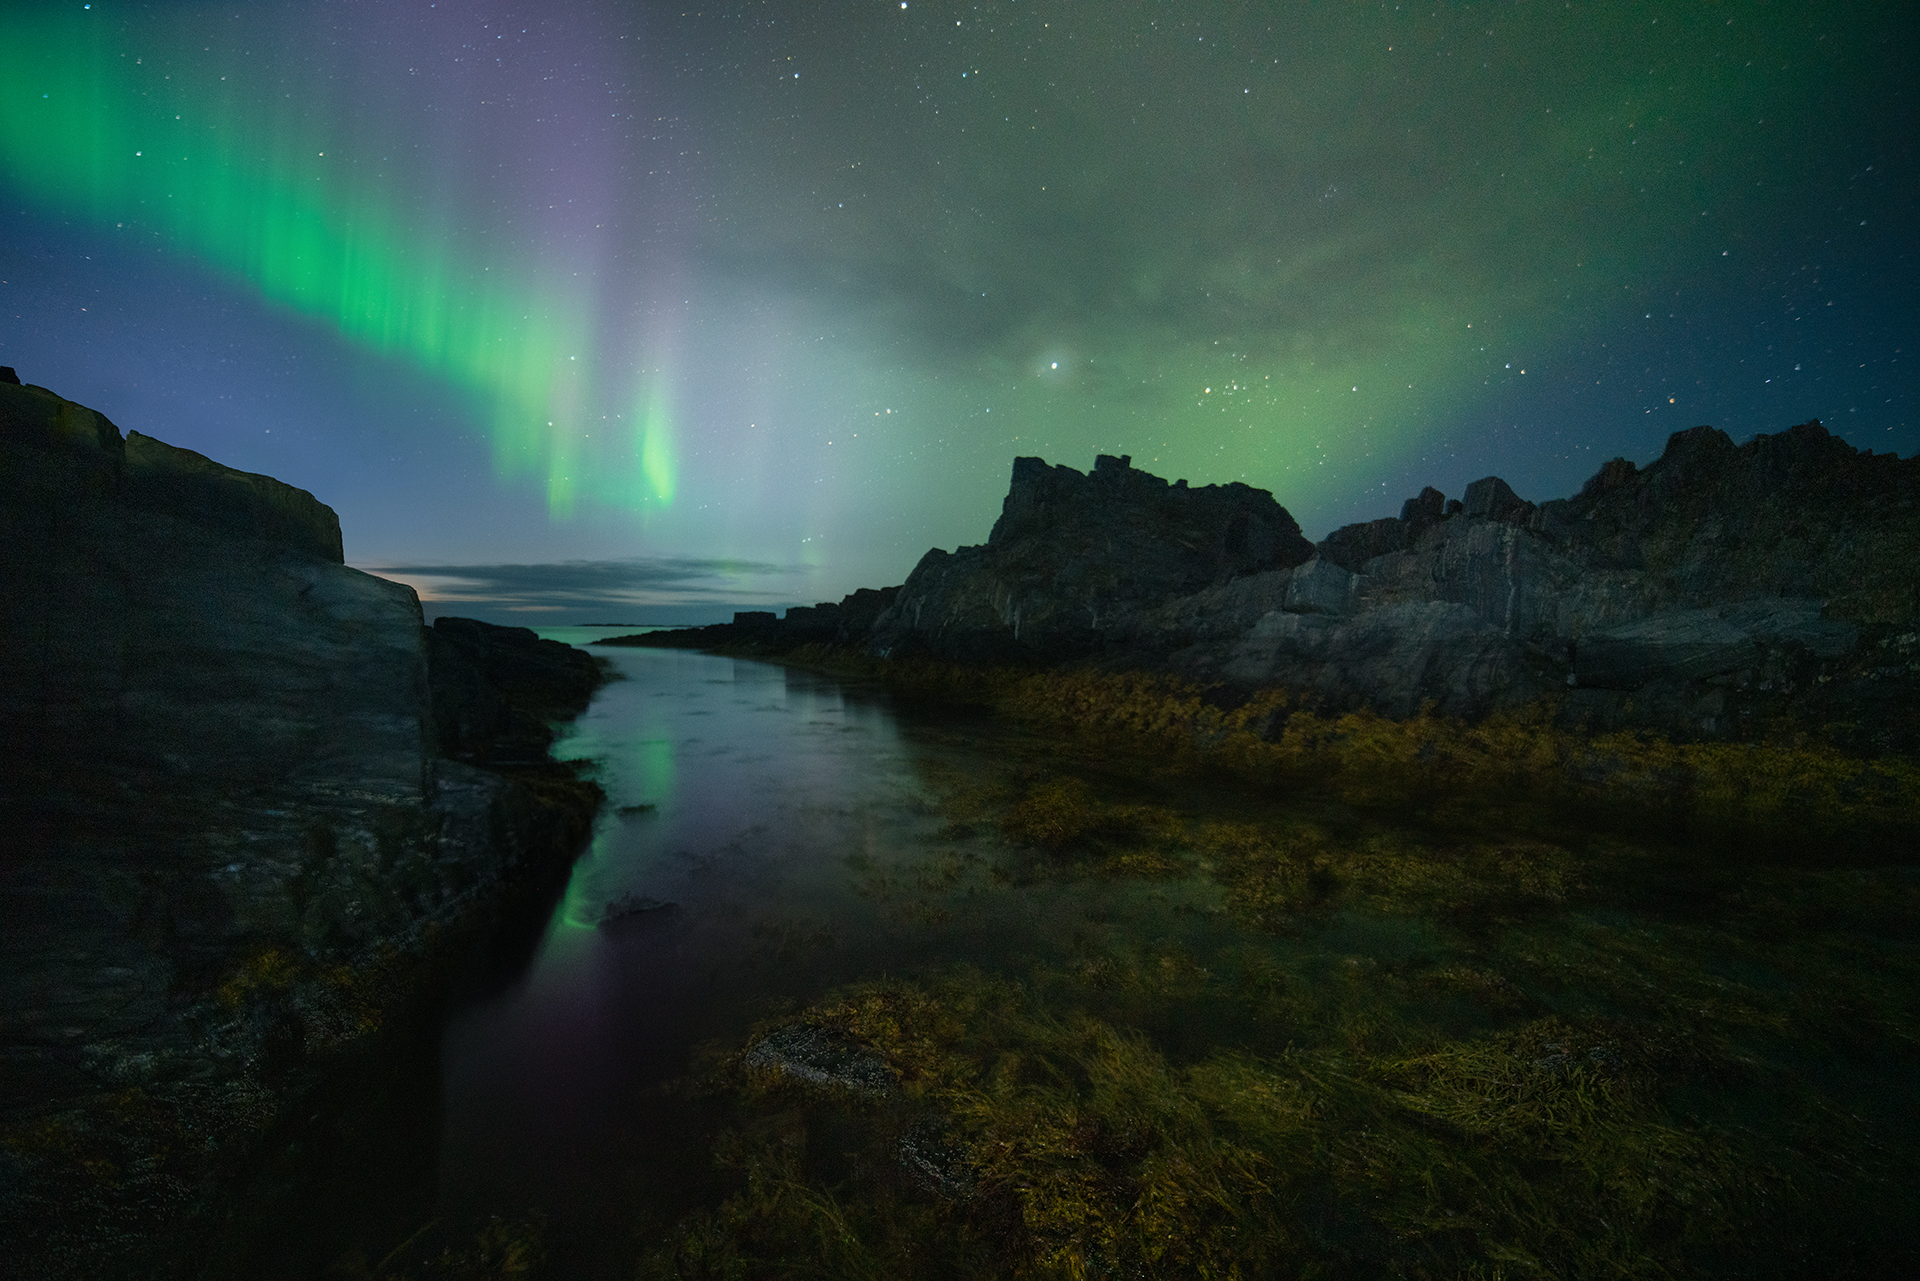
xmin=742 ymin=1025 xmax=893 ymax=1096
xmin=1283 ymin=556 xmax=1360 ymax=616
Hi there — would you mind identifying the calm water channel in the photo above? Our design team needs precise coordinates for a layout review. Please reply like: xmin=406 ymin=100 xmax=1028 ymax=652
xmin=420 ymin=634 xmax=1222 ymax=1277
xmin=441 ymin=639 xmax=969 ymax=1273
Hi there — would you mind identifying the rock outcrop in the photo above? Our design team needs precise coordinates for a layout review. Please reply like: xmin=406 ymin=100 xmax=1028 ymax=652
xmin=865 ymin=454 xmax=1315 ymax=661
xmin=0 ymin=379 xmax=605 ymax=1274
xmin=603 ymin=455 xmax=1314 ymax=663
xmin=617 ymin=420 xmax=1917 ymax=748
xmin=606 ymin=586 xmax=904 ymax=654
xmin=1146 ymin=420 xmax=1915 ymax=742
xmin=426 ymin=615 xmax=606 ymax=767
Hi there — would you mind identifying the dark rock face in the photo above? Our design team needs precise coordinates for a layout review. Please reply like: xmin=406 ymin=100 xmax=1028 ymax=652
xmin=0 ymin=380 xmax=605 ymax=1272
xmin=1462 ymin=475 xmax=1534 ymax=523
xmin=835 ymin=585 xmax=901 ymax=642
xmin=1319 ymin=517 xmax=1406 ymax=572
xmin=1574 ymin=599 xmax=1857 ymax=690
xmin=426 ymin=616 xmax=604 ymax=767
xmin=865 ymin=454 xmax=1314 ymax=660
xmin=1400 ymin=485 xmax=1445 ymax=527
xmin=1155 ymin=420 xmax=1918 ymax=740
xmin=1201 ymin=601 xmax=1533 ymax=717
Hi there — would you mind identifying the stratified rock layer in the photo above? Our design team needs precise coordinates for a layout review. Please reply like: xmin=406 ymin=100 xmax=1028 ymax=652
xmin=0 ymin=380 xmax=603 ymax=1274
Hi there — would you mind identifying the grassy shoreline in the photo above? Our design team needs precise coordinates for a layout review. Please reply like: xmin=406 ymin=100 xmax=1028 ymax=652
xmin=746 ymin=644 xmax=1920 ymax=856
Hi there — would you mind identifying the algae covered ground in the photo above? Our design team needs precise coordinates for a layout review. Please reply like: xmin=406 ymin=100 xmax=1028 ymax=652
xmin=373 ymin=663 xmax=1916 ymax=1280
xmin=606 ymin=668 xmax=1919 ymax=1280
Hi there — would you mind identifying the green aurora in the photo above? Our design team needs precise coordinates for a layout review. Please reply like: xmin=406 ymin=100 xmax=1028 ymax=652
xmin=1 ymin=3 xmax=675 ymax=515
xmin=1 ymin=0 xmax=1908 ymax=612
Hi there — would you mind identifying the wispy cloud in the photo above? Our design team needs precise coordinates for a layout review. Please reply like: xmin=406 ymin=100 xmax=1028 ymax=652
xmin=358 ymin=557 xmax=809 ymax=624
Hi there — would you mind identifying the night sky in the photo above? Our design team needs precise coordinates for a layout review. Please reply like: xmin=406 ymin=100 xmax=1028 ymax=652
xmin=3 ymin=1 xmax=1913 ymax=623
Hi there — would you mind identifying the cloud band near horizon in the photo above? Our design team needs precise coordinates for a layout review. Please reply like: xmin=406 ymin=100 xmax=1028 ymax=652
xmin=363 ymin=556 xmax=808 ymax=624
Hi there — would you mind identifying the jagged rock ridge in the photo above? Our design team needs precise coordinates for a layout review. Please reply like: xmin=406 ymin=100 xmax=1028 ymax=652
xmin=1145 ymin=419 xmax=1915 ymax=741
xmin=867 ymin=453 xmax=1315 ymax=660
xmin=618 ymin=420 xmax=1917 ymax=747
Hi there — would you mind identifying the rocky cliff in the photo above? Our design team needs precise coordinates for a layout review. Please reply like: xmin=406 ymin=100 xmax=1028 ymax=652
xmin=869 ymin=453 xmax=1316 ymax=661
xmin=616 ymin=421 xmax=1917 ymax=749
xmin=0 ymin=377 xmax=605 ymax=1275
xmin=1130 ymin=420 xmax=1916 ymax=745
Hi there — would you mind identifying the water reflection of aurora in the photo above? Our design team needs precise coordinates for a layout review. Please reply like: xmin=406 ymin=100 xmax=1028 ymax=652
xmin=404 ymin=642 xmax=1920 ymax=1276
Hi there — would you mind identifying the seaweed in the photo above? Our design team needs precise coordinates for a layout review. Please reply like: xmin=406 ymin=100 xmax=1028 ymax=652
xmin=621 ymin=671 xmax=1918 ymax=1278
xmin=649 ymin=944 xmax=1915 ymax=1277
xmin=352 ymin=653 xmax=1918 ymax=1278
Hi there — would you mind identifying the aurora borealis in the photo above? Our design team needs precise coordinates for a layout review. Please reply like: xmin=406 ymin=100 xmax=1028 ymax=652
xmin=2 ymin=1 xmax=1912 ymax=621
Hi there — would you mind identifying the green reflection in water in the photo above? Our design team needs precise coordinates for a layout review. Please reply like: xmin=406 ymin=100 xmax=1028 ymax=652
xmin=631 ymin=737 xmax=677 ymax=812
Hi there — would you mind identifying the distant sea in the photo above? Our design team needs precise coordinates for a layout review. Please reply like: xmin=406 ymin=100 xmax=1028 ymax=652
xmin=534 ymin=624 xmax=677 ymax=647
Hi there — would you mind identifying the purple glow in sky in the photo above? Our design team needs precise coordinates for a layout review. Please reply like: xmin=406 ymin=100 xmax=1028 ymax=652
xmin=3 ymin=0 xmax=1913 ymax=622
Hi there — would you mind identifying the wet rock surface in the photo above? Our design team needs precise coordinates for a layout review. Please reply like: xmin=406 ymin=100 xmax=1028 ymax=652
xmin=0 ymin=379 xmax=606 ymax=1276
xmin=741 ymin=1025 xmax=895 ymax=1097
xmin=898 ymin=1113 xmax=977 ymax=1200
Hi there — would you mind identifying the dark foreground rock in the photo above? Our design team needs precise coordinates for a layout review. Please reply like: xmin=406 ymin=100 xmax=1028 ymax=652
xmin=616 ymin=422 xmax=1917 ymax=748
xmin=426 ymin=615 xmax=605 ymax=767
xmin=0 ymin=379 xmax=607 ymax=1276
